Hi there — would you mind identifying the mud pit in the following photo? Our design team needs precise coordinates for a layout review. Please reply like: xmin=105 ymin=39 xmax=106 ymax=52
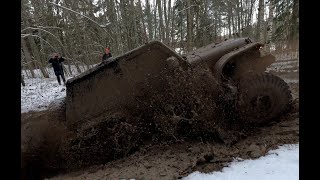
xmin=47 ymin=84 xmax=298 ymax=180
xmin=21 ymin=72 xmax=298 ymax=180
xmin=21 ymin=43 xmax=299 ymax=179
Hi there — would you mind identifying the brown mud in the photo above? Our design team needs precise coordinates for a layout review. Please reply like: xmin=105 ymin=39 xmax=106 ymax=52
xmin=21 ymin=61 xmax=299 ymax=180
xmin=47 ymin=82 xmax=299 ymax=180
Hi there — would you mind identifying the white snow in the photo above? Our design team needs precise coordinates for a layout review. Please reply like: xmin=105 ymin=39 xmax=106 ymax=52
xmin=21 ymin=64 xmax=95 ymax=113
xmin=21 ymin=77 xmax=67 ymax=113
xmin=183 ymin=144 xmax=299 ymax=180
xmin=21 ymin=64 xmax=101 ymax=113
xmin=269 ymin=64 xmax=299 ymax=70
xmin=283 ymin=79 xmax=299 ymax=84
xmin=267 ymin=59 xmax=299 ymax=71
xmin=270 ymin=60 xmax=299 ymax=66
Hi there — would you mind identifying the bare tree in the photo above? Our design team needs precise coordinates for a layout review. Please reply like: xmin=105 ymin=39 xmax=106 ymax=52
xmin=186 ymin=0 xmax=193 ymax=51
xmin=138 ymin=0 xmax=148 ymax=43
xmin=289 ymin=0 xmax=299 ymax=48
xmin=146 ymin=0 xmax=154 ymax=40
xmin=266 ymin=0 xmax=275 ymax=52
xmin=21 ymin=38 xmax=36 ymax=78
xmin=156 ymin=0 xmax=165 ymax=41
xmin=257 ymin=0 xmax=265 ymax=42
xmin=21 ymin=0 xmax=299 ymax=82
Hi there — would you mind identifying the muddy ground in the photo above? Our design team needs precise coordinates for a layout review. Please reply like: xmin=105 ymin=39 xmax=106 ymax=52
xmin=21 ymin=56 xmax=299 ymax=180
xmin=46 ymin=82 xmax=298 ymax=180
xmin=21 ymin=81 xmax=298 ymax=180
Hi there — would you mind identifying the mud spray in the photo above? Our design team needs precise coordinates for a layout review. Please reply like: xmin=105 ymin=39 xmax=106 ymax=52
xmin=21 ymin=59 xmax=294 ymax=179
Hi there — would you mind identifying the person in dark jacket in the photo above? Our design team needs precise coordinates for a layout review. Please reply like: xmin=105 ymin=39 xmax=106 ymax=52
xmin=102 ymin=47 xmax=112 ymax=62
xmin=49 ymin=53 xmax=66 ymax=85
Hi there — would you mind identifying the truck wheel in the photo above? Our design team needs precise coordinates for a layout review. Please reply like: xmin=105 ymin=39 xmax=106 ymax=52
xmin=236 ymin=72 xmax=292 ymax=126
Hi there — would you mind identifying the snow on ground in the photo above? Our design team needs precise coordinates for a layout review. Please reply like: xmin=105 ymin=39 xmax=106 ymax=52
xmin=283 ymin=79 xmax=299 ymax=84
xmin=21 ymin=64 xmax=100 ymax=113
xmin=183 ymin=144 xmax=299 ymax=180
xmin=267 ymin=59 xmax=299 ymax=72
xmin=270 ymin=60 xmax=299 ymax=66
xmin=21 ymin=77 xmax=67 ymax=113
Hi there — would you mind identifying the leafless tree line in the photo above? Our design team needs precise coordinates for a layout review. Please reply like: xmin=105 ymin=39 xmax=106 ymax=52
xmin=21 ymin=0 xmax=299 ymax=81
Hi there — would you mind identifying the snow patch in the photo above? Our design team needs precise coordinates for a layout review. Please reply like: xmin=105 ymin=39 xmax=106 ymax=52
xmin=183 ymin=144 xmax=299 ymax=180
xmin=284 ymin=79 xmax=299 ymax=84
xmin=21 ymin=64 xmax=100 ymax=113
xmin=21 ymin=78 xmax=67 ymax=113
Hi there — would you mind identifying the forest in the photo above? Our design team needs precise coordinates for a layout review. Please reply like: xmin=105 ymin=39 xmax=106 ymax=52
xmin=21 ymin=0 xmax=299 ymax=79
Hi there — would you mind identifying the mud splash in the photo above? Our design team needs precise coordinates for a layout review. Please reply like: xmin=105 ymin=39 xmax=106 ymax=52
xmin=21 ymin=60 xmax=297 ymax=179
xmin=57 ymin=61 xmax=243 ymax=171
xmin=49 ymin=82 xmax=299 ymax=180
xmin=21 ymin=60 xmax=247 ymax=179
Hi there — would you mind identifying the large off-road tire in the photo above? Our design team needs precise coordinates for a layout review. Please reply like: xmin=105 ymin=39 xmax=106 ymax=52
xmin=236 ymin=72 xmax=292 ymax=126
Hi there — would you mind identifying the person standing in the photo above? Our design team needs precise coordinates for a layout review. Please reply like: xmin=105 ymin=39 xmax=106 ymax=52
xmin=102 ymin=47 xmax=113 ymax=62
xmin=49 ymin=53 xmax=66 ymax=85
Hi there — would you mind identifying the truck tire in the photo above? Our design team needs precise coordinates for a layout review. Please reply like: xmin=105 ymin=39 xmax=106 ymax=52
xmin=236 ymin=72 xmax=292 ymax=126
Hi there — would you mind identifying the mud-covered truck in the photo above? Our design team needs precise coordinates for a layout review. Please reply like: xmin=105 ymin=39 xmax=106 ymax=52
xmin=22 ymin=37 xmax=293 ymax=179
xmin=66 ymin=37 xmax=291 ymax=128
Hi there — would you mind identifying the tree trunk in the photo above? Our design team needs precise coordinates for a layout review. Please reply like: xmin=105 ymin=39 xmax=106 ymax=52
xmin=186 ymin=0 xmax=193 ymax=51
xmin=146 ymin=0 xmax=153 ymax=40
xmin=202 ymin=0 xmax=208 ymax=45
xmin=119 ymin=0 xmax=132 ymax=50
xmin=21 ymin=38 xmax=35 ymax=78
xmin=130 ymin=0 xmax=138 ymax=47
xmin=153 ymin=0 xmax=158 ymax=39
xmin=21 ymin=74 xmax=26 ymax=86
xmin=213 ymin=11 xmax=218 ymax=41
xmin=236 ymin=0 xmax=241 ymax=36
xmin=227 ymin=1 xmax=232 ymax=38
xmin=266 ymin=0 xmax=275 ymax=52
xmin=290 ymin=0 xmax=299 ymax=48
xmin=231 ymin=6 xmax=236 ymax=37
xmin=75 ymin=62 xmax=82 ymax=74
xmin=170 ymin=3 xmax=175 ymax=47
xmin=257 ymin=0 xmax=265 ymax=42
xmin=138 ymin=0 xmax=148 ymax=43
xmin=248 ymin=0 xmax=255 ymax=30
xmin=163 ymin=0 xmax=170 ymax=44
xmin=106 ymin=0 xmax=121 ymax=53
xmin=28 ymin=36 xmax=50 ymax=78
xmin=29 ymin=0 xmax=51 ymax=78
xmin=240 ymin=0 xmax=244 ymax=36
xmin=156 ymin=0 xmax=165 ymax=41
